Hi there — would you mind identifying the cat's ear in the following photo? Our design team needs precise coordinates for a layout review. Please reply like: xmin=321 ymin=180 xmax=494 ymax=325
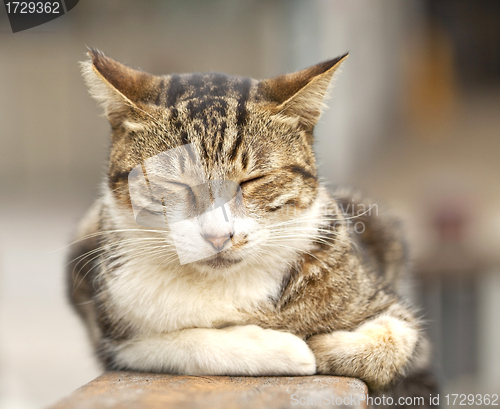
xmin=259 ymin=53 xmax=348 ymax=129
xmin=81 ymin=49 xmax=159 ymax=126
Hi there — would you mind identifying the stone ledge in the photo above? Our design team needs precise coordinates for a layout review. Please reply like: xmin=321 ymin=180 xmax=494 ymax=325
xmin=49 ymin=372 xmax=368 ymax=409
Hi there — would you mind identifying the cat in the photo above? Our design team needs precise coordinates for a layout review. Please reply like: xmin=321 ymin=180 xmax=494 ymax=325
xmin=68 ymin=49 xmax=438 ymax=406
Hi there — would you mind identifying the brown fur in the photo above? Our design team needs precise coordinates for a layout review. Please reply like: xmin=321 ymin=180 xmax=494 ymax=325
xmin=68 ymin=50 xmax=437 ymax=406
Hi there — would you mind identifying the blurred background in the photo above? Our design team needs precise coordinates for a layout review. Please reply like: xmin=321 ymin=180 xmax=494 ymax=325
xmin=1 ymin=0 xmax=499 ymax=407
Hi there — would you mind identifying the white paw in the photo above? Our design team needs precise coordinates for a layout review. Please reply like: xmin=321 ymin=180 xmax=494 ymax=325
xmin=114 ymin=326 xmax=316 ymax=376
xmin=221 ymin=325 xmax=317 ymax=376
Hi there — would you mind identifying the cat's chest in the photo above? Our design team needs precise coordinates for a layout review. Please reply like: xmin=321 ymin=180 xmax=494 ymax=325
xmin=107 ymin=262 xmax=281 ymax=334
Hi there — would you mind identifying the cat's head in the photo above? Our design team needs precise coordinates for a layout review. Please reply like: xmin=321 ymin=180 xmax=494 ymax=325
xmin=82 ymin=50 xmax=347 ymax=273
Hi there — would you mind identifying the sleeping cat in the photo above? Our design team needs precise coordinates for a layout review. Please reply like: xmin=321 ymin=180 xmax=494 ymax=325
xmin=68 ymin=50 xmax=437 ymax=405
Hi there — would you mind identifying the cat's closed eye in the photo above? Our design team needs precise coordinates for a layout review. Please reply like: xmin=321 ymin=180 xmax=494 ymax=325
xmin=240 ymin=175 xmax=267 ymax=188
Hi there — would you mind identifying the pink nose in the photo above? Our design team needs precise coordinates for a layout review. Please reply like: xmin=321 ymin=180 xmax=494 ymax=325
xmin=203 ymin=234 xmax=232 ymax=251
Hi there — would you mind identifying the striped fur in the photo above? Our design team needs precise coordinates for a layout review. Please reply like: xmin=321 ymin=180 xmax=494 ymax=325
xmin=68 ymin=50 xmax=437 ymax=406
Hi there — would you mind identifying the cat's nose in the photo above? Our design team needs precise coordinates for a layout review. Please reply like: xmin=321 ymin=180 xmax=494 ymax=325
xmin=202 ymin=233 xmax=232 ymax=251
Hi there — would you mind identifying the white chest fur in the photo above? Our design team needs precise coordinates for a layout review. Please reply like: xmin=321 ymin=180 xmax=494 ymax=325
xmin=101 ymin=187 xmax=329 ymax=336
xmin=107 ymin=259 xmax=284 ymax=334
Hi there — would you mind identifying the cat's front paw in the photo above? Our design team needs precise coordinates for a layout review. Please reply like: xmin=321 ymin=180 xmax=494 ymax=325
xmin=222 ymin=325 xmax=316 ymax=375
xmin=307 ymin=314 xmax=420 ymax=389
xmin=276 ymin=331 xmax=317 ymax=375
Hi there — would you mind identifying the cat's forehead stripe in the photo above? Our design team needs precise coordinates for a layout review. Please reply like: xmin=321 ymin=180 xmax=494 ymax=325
xmin=165 ymin=74 xmax=184 ymax=108
xmin=149 ymin=73 xmax=260 ymax=166
xmin=229 ymin=77 xmax=251 ymax=162
xmin=154 ymin=79 xmax=166 ymax=106
xmin=156 ymin=73 xmax=258 ymax=108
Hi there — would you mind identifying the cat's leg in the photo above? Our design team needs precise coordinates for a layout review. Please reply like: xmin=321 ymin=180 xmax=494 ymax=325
xmin=110 ymin=325 xmax=316 ymax=376
xmin=307 ymin=303 xmax=430 ymax=390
